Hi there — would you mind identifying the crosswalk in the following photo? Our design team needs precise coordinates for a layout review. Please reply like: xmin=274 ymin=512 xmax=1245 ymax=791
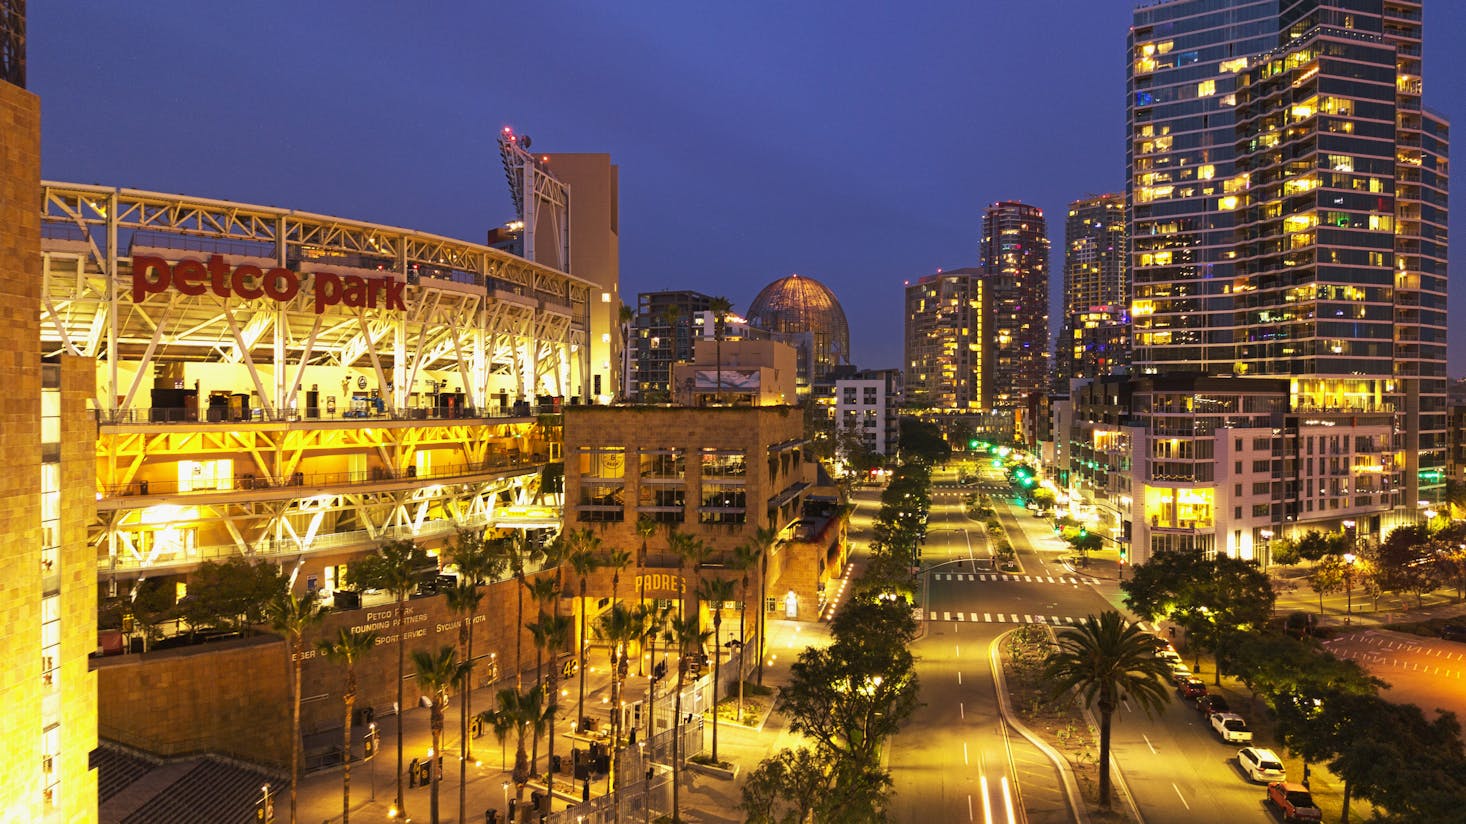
xmin=931 ymin=572 xmax=1100 ymax=585
xmin=923 ymin=612 xmax=1160 ymax=629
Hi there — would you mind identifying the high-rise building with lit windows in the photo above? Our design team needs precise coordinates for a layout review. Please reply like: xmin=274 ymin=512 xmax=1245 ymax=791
xmin=1058 ymin=194 xmax=1129 ymax=388
xmin=903 ymin=268 xmax=987 ymax=410
xmin=1057 ymin=0 xmax=1449 ymax=565
xmin=980 ymin=202 xmax=1049 ymax=409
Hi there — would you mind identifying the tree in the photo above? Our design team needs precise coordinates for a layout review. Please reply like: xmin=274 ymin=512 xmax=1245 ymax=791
xmin=1321 ymin=692 xmax=1466 ymax=822
xmin=128 ymin=578 xmax=178 ymax=653
xmin=738 ymin=746 xmax=892 ymax=824
xmin=1043 ymin=611 xmax=1172 ymax=810
xmin=179 ymin=557 xmax=286 ymax=635
xmin=1030 ymin=487 xmax=1057 ymax=512
xmin=560 ymin=528 xmax=604 ymax=742
xmin=346 ymin=538 xmax=431 ymax=819
xmin=502 ymin=531 xmax=544 ymax=690
xmin=697 ymin=577 xmax=737 ymax=763
xmin=442 ymin=529 xmax=505 ymax=822
xmin=730 ymin=541 xmax=761 ymax=722
xmin=782 ymin=612 xmax=920 ymax=769
xmin=595 ymin=603 xmax=645 ymax=821
xmin=537 ymin=611 xmax=571 ymax=802
xmin=1308 ymin=554 xmax=1347 ymax=614
xmin=710 ymin=295 xmax=732 ymax=395
xmin=748 ymin=524 xmax=781 ymax=685
xmin=1122 ymin=547 xmax=1275 ymax=673
xmin=669 ymin=530 xmax=713 ymax=624
xmin=266 ymin=589 xmax=328 ymax=824
xmin=482 ymin=685 xmax=550 ymax=815
xmin=664 ymin=614 xmax=712 ymax=823
xmin=412 ymin=646 xmax=469 ymax=824
xmin=897 ymin=416 xmax=951 ymax=465
xmin=317 ymin=627 xmax=378 ymax=824
xmin=1376 ymin=525 xmax=1441 ymax=608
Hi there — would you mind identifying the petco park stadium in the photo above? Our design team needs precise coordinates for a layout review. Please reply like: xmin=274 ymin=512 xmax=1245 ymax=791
xmin=38 ymin=176 xmax=612 ymax=593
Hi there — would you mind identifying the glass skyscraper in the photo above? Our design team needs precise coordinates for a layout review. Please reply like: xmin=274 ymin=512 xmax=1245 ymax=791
xmin=981 ymin=202 xmax=1050 ymax=409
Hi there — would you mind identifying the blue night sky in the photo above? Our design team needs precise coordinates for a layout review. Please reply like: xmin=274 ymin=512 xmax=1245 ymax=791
xmin=28 ymin=1 xmax=1466 ymax=374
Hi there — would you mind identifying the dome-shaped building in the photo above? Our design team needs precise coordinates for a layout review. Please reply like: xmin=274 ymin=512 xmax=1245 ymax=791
xmin=746 ymin=274 xmax=851 ymax=392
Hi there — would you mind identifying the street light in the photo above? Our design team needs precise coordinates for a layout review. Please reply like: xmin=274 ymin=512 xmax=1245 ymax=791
xmin=1343 ymin=552 xmax=1357 ymax=625
xmin=502 ymin=780 xmax=509 ymax=820
xmin=1259 ymin=529 xmax=1274 ymax=570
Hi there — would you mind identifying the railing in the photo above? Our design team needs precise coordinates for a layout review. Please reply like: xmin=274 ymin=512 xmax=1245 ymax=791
xmin=98 ymin=403 xmax=562 ymax=426
xmin=100 ymin=457 xmax=547 ymax=499
xmin=98 ymin=517 xmax=481 ymax=573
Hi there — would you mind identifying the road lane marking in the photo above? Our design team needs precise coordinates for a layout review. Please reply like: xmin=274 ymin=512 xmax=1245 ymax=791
xmin=1143 ymin=733 xmax=1156 ymax=753
xmin=964 ymin=741 xmax=969 ymax=765
xmin=1010 ymin=614 xmax=1019 ymax=623
xmin=1024 ymin=575 xmax=1032 ymax=582
xmin=957 ymin=612 xmax=966 ymax=621
xmin=1172 ymin=783 xmax=1190 ymax=810
xmin=956 ymin=643 xmax=960 ymax=657
xmin=960 ymin=702 xmax=965 ymax=719
xmin=1052 ymin=615 xmax=1062 ymax=624
xmin=997 ymin=613 xmax=1006 ymax=622
xmin=1046 ymin=576 xmax=1055 ymax=583
xmin=967 ymin=793 xmax=974 ymax=822
xmin=958 ymin=671 xmax=963 ymax=685
xmin=985 ymin=612 xmax=992 ymax=622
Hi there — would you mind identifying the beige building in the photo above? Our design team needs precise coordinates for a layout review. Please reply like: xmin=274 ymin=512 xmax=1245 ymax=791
xmin=0 ymin=13 xmax=100 ymax=820
xmin=563 ymin=405 xmax=846 ymax=628
xmin=673 ymin=338 xmax=798 ymax=407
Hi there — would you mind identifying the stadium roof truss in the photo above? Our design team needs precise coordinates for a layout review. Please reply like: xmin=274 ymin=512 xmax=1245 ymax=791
xmin=39 ymin=183 xmax=593 ymax=419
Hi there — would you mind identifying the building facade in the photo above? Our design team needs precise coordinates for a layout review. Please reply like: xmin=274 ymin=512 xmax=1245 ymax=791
xmin=903 ymin=268 xmax=987 ymax=410
xmin=1058 ymin=194 xmax=1128 ymax=388
xmin=563 ymin=405 xmax=844 ymax=622
xmin=835 ymin=369 xmax=902 ymax=458
xmin=0 ymin=7 xmax=100 ymax=818
xmin=631 ymin=290 xmax=714 ymax=400
xmin=1094 ymin=0 xmax=1451 ymax=558
xmin=980 ymin=202 xmax=1049 ymax=409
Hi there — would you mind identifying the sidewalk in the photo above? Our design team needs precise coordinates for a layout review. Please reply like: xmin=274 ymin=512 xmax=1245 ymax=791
xmin=293 ymin=615 xmax=831 ymax=824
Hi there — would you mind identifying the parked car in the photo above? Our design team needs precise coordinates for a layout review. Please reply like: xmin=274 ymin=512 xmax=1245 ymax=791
xmin=1196 ymin=694 xmax=1230 ymax=715
xmin=1267 ymin=782 xmax=1323 ymax=822
xmin=1156 ymin=648 xmax=1182 ymax=665
xmin=1238 ymin=747 xmax=1287 ymax=783
xmin=1440 ymin=623 xmax=1466 ymax=642
xmin=1210 ymin=712 xmax=1253 ymax=744
xmin=1169 ymin=664 xmax=1193 ymax=684
xmin=1177 ymin=676 xmax=1208 ymax=700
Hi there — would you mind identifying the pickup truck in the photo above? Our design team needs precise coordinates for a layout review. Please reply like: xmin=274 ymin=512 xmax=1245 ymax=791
xmin=1209 ymin=712 xmax=1252 ymax=744
xmin=1267 ymin=782 xmax=1323 ymax=822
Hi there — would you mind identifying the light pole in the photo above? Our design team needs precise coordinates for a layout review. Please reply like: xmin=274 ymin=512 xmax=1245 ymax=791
xmin=1343 ymin=552 xmax=1357 ymax=625
xmin=1259 ymin=529 xmax=1274 ymax=570
xmin=502 ymin=780 xmax=509 ymax=822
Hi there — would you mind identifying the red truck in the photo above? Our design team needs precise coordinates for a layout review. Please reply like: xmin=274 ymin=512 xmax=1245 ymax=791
xmin=1267 ymin=782 xmax=1323 ymax=822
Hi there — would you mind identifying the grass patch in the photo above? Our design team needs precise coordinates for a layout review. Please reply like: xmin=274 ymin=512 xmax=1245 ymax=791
xmin=690 ymin=754 xmax=731 ymax=769
xmin=712 ymin=697 xmax=765 ymax=726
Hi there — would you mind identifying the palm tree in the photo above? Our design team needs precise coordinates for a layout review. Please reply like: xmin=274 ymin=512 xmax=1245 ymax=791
xmin=523 ymin=576 xmax=558 ymax=776
xmin=504 ymin=531 xmax=545 ymax=690
xmin=709 ymin=295 xmax=732 ymax=396
xmin=748 ymin=525 xmax=781 ymax=685
xmin=1043 ymin=610 xmax=1173 ymax=810
xmin=664 ymin=615 xmax=712 ymax=824
xmin=562 ymin=529 xmax=604 ymax=735
xmin=635 ymin=516 xmax=659 ymax=675
xmin=443 ymin=529 xmax=506 ymax=779
xmin=347 ymin=538 xmax=429 ymax=819
xmin=595 ymin=604 xmax=645 ymax=823
xmin=266 ymin=589 xmax=328 ymax=824
xmin=668 ymin=530 xmax=711 ymax=624
xmin=638 ymin=601 xmax=674 ymax=744
xmin=444 ymin=580 xmax=483 ymax=821
xmin=696 ymin=577 xmax=736 ymax=763
xmin=412 ymin=646 xmax=470 ymax=824
xmin=482 ymin=685 xmax=551 ymax=818
xmin=316 ymin=627 xmax=379 ymax=824
xmin=730 ymin=541 xmax=761 ymax=721
xmin=538 ymin=612 xmax=572 ymax=803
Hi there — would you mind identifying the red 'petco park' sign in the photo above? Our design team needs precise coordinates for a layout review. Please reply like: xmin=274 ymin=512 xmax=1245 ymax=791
xmin=132 ymin=254 xmax=406 ymax=315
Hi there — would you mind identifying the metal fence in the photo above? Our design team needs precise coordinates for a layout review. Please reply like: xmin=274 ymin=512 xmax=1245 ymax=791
xmin=540 ymin=714 xmax=704 ymax=824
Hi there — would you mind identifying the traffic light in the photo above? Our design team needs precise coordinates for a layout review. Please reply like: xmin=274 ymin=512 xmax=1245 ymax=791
xmin=1118 ymin=546 xmax=1128 ymax=564
xmin=969 ymin=439 xmax=979 ymax=449
xmin=1078 ymin=527 xmax=1087 ymax=538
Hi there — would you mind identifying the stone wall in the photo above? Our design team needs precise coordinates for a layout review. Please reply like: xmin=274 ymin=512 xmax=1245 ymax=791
xmin=0 ymin=76 xmax=46 ymax=822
